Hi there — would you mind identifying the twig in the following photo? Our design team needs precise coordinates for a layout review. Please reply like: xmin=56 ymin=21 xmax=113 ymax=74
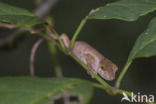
xmin=29 ymin=0 xmax=59 ymax=75
xmin=41 ymin=23 xmax=155 ymax=104
xmin=115 ymin=60 xmax=132 ymax=88
xmin=35 ymin=0 xmax=59 ymax=19
xmin=70 ymin=16 xmax=88 ymax=49
xmin=30 ymin=38 xmax=43 ymax=76
xmin=48 ymin=40 xmax=63 ymax=77
xmin=47 ymin=33 xmax=71 ymax=103
xmin=70 ymin=54 xmax=113 ymax=94
xmin=43 ymin=24 xmax=113 ymax=94
xmin=0 ymin=0 xmax=59 ymax=47
xmin=0 ymin=27 xmax=43 ymax=47
xmin=70 ymin=8 xmax=100 ymax=49
xmin=93 ymin=83 xmax=155 ymax=104
xmin=0 ymin=28 xmax=26 ymax=47
xmin=0 ymin=24 xmax=16 ymax=29
xmin=34 ymin=0 xmax=43 ymax=7
xmin=46 ymin=24 xmax=66 ymax=53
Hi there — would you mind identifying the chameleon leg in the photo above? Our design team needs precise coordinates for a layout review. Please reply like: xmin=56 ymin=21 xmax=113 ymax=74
xmin=85 ymin=53 xmax=97 ymax=78
xmin=86 ymin=64 xmax=97 ymax=78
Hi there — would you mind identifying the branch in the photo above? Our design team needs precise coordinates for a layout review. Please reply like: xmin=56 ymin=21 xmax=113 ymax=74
xmin=34 ymin=0 xmax=43 ymax=8
xmin=70 ymin=8 xmax=100 ymax=49
xmin=46 ymin=24 xmax=66 ymax=53
xmin=70 ymin=54 xmax=113 ymax=94
xmin=38 ymin=29 xmax=113 ymax=94
xmin=70 ymin=16 xmax=88 ymax=49
xmin=0 ymin=28 xmax=26 ymax=47
xmin=0 ymin=27 xmax=43 ymax=47
xmin=48 ymin=40 xmax=63 ymax=77
xmin=0 ymin=24 xmax=16 ymax=29
xmin=34 ymin=0 xmax=59 ymax=19
xmin=93 ymin=83 xmax=155 ymax=104
xmin=30 ymin=38 xmax=43 ymax=76
xmin=115 ymin=60 xmax=132 ymax=88
xmin=0 ymin=0 xmax=59 ymax=47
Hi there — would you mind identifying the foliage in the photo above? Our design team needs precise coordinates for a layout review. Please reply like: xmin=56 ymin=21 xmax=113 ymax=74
xmin=0 ymin=77 xmax=93 ymax=104
xmin=0 ymin=0 xmax=156 ymax=104
xmin=0 ymin=2 xmax=43 ymax=27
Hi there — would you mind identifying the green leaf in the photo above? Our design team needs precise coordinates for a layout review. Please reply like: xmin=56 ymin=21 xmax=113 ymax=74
xmin=0 ymin=2 xmax=43 ymax=27
xmin=89 ymin=0 xmax=156 ymax=21
xmin=128 ymin=17 xmax=156 ymax=61
xmin=52 ymin=81 xmax=93 ymax=104
xmin=0 ymin=77 xmax=93 ymax=104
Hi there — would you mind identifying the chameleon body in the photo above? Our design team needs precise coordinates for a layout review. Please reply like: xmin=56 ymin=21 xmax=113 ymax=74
xmin=60 ymin=34 xmax=118 ymax=81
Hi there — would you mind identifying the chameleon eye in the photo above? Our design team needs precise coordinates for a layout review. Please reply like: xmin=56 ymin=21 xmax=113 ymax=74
xmin=101 ymin=66 xmax=104 ymax=69
xmin=101 ymin=66 xmax=105 ymax=70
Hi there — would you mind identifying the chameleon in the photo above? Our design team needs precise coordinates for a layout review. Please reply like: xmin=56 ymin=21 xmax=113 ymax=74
xmin=53 ymin=33 xmax=118 ymax=81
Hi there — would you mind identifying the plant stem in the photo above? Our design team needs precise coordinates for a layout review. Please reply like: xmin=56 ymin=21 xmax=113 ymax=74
xmin=39 ymin=31 xmax=113 ymax=94
xmin=92 ymin=83 xmax=155 ymax=104
xmin=70 ymin=16 xmax=88 ymax=49
xmin=92 ymin=82 xmax=131 ymax=96
xmin=115 ymin=89 xmax=155 ymax=104
xmin=92 ymin=82 xmax=132 ymax=96
xmin=38 ymin=33 xmax=52 ymax=41
xmin=115 ymin=60 xmax=132 ymax=89
xmin=30 ymin=38 xmax=43 ymax=76
xmin=70 ymin=54 xmax=113 ymax=94
xmin=48 ymin=41 xmax=63 ymax=77
xmin=46 ymin=24 xmax=66 ymax=53
xmin=37 ymin=33 xmax=64 ymax=77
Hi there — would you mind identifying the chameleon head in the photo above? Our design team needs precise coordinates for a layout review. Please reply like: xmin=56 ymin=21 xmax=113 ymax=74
xmin=98 ymin=59 xmax=118 ymax=81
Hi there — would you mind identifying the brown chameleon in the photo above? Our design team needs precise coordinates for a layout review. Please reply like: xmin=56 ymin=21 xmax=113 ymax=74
xmin=53 ymin=33 xmax=118 ymax=81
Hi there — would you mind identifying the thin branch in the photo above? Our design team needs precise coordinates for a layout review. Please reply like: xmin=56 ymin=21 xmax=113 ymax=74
xmin=70 ymin=16 xmax=88 ymax=49
xmin=70 ymin=54 xmax=113 ymax=94
xmin=43 ymin=24 xmax=113 ymax=94
xmin=116 ymin=89 xmax=154 ymax=104
xmin=0 ymin=27 xmax=43 ymax=47
xmin=35 ymin=0 xmax=59 ymax=19
xmin=48 ymin=40 xmax=63 ymax=77
xmin=115 ymin=60 xmax=132 ymax=88
xmin=39 ymin=25 xmax=156 ymax=104
xmin=93 ymin=83 xmax=155 ymax=104
xmin=34 ymin=0 xmax=43 ymax=8
xmin=46 ymin=24 xmax=66 ymax=53
xmin=30 ymin=38 xmax=43 ymax=76
xmin=70 ymin=8 xmax=100 ymax=49
xmin=0 ymin=24 xmax=16 ymax=29
xmin=46 ymin=33 xmax=71 ymax=103
xmin=0 ymin=28 xmax=26 ymax=47
xmin=0 ymin=0 xmax=59 ymax=47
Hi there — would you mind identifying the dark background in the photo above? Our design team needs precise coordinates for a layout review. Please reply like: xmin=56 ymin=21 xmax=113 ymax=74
xmin=0 ymin=0 xmax=156 ymax=104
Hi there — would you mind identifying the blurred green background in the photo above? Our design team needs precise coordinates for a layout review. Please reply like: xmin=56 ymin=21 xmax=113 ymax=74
xmin=0 ymin=0 xmax=156 ymax=104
